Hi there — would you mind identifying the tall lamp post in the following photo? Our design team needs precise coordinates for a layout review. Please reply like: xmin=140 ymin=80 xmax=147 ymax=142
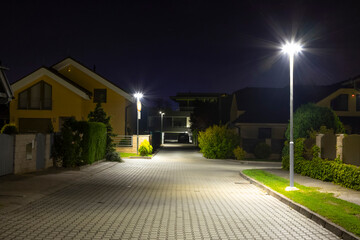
xmin=159 ymin=111 xmax=165 ymax=144
xmin=282 ymin=41 xmax=302 ymax=191
xmin=134 ymin=92 xmax=143 ymax=155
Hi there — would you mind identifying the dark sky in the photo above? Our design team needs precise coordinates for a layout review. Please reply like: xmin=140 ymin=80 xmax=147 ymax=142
xmin=1 ymin=0 xmax=360 ymax=103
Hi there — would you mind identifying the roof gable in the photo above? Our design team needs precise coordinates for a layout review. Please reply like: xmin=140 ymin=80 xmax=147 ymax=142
xmin=52 ymin=57 xmax=133 ymax=102
xmin=0 ymin=65 xmax=14 ymax=104
xmin=11 ymin=67 xmax=91 ymax=100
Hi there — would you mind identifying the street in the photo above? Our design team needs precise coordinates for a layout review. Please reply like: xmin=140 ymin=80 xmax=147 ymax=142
xmin=0 ymin=144 xmax=339 ymax=239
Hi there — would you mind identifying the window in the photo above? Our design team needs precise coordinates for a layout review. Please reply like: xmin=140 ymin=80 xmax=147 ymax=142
xmin=357 ymin=94 xmax=360 ymax=111
xmin=330 ymin=94 xmax=348 ymax=111
xmin=94 ymin=89 xmax=107 ymax=103
xmin=258 ymin=128 xmax=272 ymax=139
xmin=18 ymin=81 xmax=52 ymax=110
xmin=173 ymin=117 xmax=187 ymax=127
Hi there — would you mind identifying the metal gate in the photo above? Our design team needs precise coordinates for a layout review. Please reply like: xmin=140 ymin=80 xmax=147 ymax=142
xmin=0 ymin=134 xmax=14 ymax=176
xmin=36 ymin=133 xmax=46 ymax=170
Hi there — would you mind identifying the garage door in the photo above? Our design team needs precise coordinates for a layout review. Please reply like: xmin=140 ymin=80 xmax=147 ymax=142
xmin=19 ymin=118 xmax=52 ymax=133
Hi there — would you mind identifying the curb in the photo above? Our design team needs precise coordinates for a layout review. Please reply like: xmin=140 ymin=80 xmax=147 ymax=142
xmin=239 ymin=171 xmax=360 ymax=240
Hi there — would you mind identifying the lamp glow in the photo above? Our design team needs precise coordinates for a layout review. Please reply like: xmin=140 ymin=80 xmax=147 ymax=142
xmin=134 ymin=92 xmax=143 ymax=99
xmin=282 ymin=41 xmax=302 ymax=55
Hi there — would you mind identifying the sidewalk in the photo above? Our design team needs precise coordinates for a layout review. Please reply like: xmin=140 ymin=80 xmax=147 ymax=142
xmin=260 ymin=168 xmax=360 ymax=206
xmin=0 ymin=161 xmax=118 ymax=214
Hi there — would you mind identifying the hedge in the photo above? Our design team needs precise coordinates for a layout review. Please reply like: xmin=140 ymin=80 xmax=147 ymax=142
xmin=282 ymin=138 xmax=360 ymax=191
xmin=54 ymin=118 xmax=107 ymax=167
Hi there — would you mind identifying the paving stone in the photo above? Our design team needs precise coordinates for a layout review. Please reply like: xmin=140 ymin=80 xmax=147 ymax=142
xmin=0 ymin=145 xmax=340 ymax=239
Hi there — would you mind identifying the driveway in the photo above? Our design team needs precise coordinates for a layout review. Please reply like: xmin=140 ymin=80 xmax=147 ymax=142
xmin=0 ymin=144 xmax=339 ymax=239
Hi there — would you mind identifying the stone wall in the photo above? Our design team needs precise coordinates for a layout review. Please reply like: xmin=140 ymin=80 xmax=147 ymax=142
xmin=116 ymin=135 xmax=151 ymax=154
xmin=14 ymin=134 xmax=53 ymax=174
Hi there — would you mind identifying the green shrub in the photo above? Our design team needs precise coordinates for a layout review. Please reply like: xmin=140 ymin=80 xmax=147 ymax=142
xmin=198 ymin=125 xmax=240 ymax=159
xmin=88 ymin=102 xmax=115 ymax=153
xmin=233 ymin=146 xmax=246 ymax=160
xmin=106 ymin=152 xmax=123 ymax=162
xmin=285 ymin=103 xmax=344 ymax=140
xmin=53 ymin=118 xmax=107 ymax=167
xmin=295 ymin=158 xmax=360 ymax=191
xmin=254 ymin=142 xmax=271 ymax=159
xmin=1 ymin=124 xmax=18 ymax=135
xmin=139 ymin=140 xmax=153 ymax=156
xmin=282 ymin=138 xmax=360 ymax=190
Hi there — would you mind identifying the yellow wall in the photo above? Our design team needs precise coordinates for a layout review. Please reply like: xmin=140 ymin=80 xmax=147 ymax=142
xmin=10 ymin=75 xmax=84 ymax=132
xmin=11 ymin=63 xmax=130 ymax=135
xmin=317 ymin=88 xmax=360 ymax=117
xmin=57 ymin=64 xmax=128 ymax=134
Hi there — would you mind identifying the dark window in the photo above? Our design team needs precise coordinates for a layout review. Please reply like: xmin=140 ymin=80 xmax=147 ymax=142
xmin=94 ymin=89 xmax=107 ymax=103
xmin=18 ymin=81 xmax=52 ymax=110
xmin=331 ymin=94 xmax=348 ymax=111
xmin=173 ymin=117 xmax=186 ymax=127
xmin=258 ymin=128 xmax=272 ymax=139
xmin=357 ymin=94 xmax=360 ymax=111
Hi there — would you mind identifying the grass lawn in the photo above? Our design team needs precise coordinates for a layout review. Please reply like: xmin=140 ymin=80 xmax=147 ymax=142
xmin=243 ymin=169 xmax=360 ymax=236
xmin=118 ymin=152 xmax=152 ymax=158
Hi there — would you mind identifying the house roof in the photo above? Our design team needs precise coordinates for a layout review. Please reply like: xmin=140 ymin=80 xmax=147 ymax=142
xmin=0 ymin=65 xmax=14 ymax=104
xmin=52 ymin=57 xmax=133 ymax=102
xmin=232 ymin=85 xmax=339 ymax=124
xmin=11 ymin=67 xmax=91 ymax=100
xmin=170 ymin=92 xmax=227 ymax=102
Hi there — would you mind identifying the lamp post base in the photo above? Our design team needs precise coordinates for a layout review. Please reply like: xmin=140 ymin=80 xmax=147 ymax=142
xmin=285 ymin=186 xmax=299 ymax=191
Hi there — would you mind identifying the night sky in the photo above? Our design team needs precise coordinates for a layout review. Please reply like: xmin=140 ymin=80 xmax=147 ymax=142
xmin=1 ymin=0 xmax=360 ymax=103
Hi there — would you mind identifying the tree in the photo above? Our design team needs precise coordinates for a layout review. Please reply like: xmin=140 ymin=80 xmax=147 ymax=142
xmin=88 ymin=103 xmax=115 ymax=153
xmin=198 ymin=125 xmax=239 ymax=159
xmin=285 ymin=103 xmax=345 ymax=140
xmin=190 ymin=100 xmax=220 ymax=133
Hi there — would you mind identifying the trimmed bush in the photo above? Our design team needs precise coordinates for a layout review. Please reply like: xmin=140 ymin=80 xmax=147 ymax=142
xmin=282 ymin=138 xmax=360 ymax=191
xmin=254 ymin=142 xmax=271 ymax=159
xmin=233 ymin=146 xmax=246 ymax=160
xmin=139 ymin=140 xmax=153 ymax=156
xmin=106 ymin=152 xmax=123 ymax=162
xmin=1 ymin=124 xmax=18 ymax=135
xmin=53 ymin=118 xmax=107 ymax=167
xmin=285 ymin=103 xmax=344 ymax=140
xmin=198 ymin=125 xmax=240 ymax=159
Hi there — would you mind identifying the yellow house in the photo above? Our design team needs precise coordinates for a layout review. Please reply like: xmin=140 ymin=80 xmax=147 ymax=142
xmin=10 ymin=57 xmax=134 ymax=134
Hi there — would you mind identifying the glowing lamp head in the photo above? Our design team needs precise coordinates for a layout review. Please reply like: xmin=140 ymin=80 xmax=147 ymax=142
xmin=134 ymin=92 xmax=143 ymax=100
xmin=282 ymin=41 xmax=302 ymax=56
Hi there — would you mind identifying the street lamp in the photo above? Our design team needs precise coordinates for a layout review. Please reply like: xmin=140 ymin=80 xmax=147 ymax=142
xmin=134 ymin=92 xmax=143 ymax=155
xmin=159 ymin=111 xmax=165 ymax=145
xmin=282 ymin=41 xmax=302 ymax=191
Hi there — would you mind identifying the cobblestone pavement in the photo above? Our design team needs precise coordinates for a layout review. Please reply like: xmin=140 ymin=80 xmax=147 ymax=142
xmin=0 ymin=144 xmax=339 ymax=239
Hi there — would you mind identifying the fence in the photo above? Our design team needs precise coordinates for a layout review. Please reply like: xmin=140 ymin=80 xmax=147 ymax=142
xmin=316 ymin=134 xmax=360 ymax=166
xmin=0 ymin=134 xmax=14 ymax=176
xmin=0 ymin=133 xmax=53 ymax=176
xmin=113 ymin=135 xmax=133 ymax=147
xmin=114 ymin=135 xmax=150 ymax=153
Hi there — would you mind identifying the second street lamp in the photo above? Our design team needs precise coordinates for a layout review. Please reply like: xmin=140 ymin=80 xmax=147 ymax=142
xmin=134 ymin=92 xmax=143 ymax=155
xmin=282 ymin=41 xmax=302 ymax=191
xmin=159 ymin=111 xmax=165 ymax=145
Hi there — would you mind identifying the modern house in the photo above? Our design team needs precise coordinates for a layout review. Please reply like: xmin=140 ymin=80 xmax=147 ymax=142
xmin=230 ymin=78 xmax=360 ymax=158
xmin=148 ymin=92 xmax=230 ymax=143
xmin=10 ymin=57 xmax=134 ymax=134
